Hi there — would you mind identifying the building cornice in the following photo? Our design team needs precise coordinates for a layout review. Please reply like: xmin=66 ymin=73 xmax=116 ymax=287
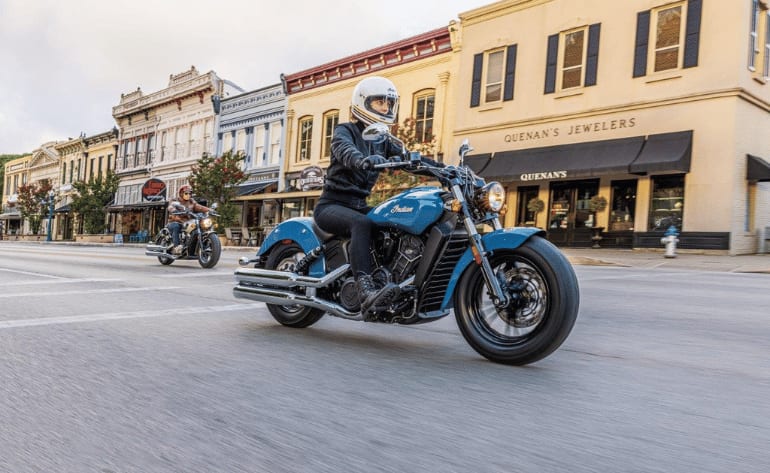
xmin=112 ymin=69 xmax=220 ymax=119
xmin=281 ymin=26 xmax=452 ymax=94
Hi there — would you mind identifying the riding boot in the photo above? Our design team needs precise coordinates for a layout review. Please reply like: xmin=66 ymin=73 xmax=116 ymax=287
xmin=356 ymin=272 xmax=400 ymax=315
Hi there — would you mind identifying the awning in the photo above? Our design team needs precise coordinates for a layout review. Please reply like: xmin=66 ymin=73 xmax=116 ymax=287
xmin=464 ymin=153 xmax=493 ymax=175
xmin=0 ymin=213 xmax=20 ymax=220
xmin=236 ymin=181 xmax=277 ymax=196
xmin=54 ymin=204 xmax=70 ymax=213
xmin=109 ymin=201 xmax=167 ymax=212
xmin=747 ymin=154 xmax=770 ymax=182
xmin=628 ymin=130 xmax=692 ymax=175
xmin=477 ymin=136 xmax=646 ymax=182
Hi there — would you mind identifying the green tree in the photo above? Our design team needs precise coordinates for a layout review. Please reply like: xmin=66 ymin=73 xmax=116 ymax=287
xmin=367 ymin=117 xmax=437 ymax=206
xmin=70 ymin=171 xmax=121 ymax=234
xmin=188 ymin=150 xmax=247 ymax=230
xmin=17 ymin=179 xmax=54 ymax=235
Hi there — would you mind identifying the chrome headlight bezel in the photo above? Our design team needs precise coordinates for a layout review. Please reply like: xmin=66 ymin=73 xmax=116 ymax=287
xmin=200 ymin=217 xmax=213 ymax=231
xmin=477 ymin=181 xmax=505 ymax=213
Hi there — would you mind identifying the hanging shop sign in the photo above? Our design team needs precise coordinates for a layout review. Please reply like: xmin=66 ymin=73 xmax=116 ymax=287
xmin=298 ymin=166 xmax=325 ymax=191
xmin=141 ymin=178 xmax=167 ymax=202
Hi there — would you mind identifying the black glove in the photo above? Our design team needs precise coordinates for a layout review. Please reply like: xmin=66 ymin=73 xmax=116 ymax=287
xmin=358 ymin=155 xmax=387 ymax=170
xmin=388 ymin=155 xmax=402 ymax=163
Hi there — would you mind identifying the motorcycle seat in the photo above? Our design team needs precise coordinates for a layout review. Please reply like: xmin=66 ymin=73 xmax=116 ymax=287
xmin=311 ymin=220 xmax=335 ymax=243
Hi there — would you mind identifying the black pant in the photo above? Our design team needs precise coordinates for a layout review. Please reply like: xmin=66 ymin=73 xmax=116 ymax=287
xmin=313 ymin=203 xmax=373 ymax=276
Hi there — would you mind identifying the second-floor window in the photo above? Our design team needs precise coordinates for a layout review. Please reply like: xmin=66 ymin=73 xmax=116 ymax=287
xmin=633 ymin=0 xmax=702 ymax=78
xmin=545 ymin=24 xmax=600 ymax=93
xmin=321 ymin=111 xmax=339 ymax=160
xmin=749 ymin=0 xmax=770 ymax=80
xmin=413 ymin=91 xmax=435 ymax=144
xmin=298 ymin=117 xmax=313 ymax=162
xmin=471 ymin=44 xmax=517 ymax=107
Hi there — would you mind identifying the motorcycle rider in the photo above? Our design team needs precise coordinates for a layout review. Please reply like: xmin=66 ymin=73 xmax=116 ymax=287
xmin=166 ymin=185 xmax=209 ymax=255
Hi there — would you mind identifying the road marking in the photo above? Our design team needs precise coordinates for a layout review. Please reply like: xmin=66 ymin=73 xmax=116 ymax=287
xmin=0 ymin=278 xmax=122 ymax=286
xmin=0 ymin=286 xmax=183 ymax=298
xmin=0 ymin=303 xmax=264 ymax=330
xmin=0 ymin=268 xmax=66 ymax=278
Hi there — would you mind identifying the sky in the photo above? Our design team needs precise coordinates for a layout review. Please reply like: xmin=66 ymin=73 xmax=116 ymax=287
xmin=0 ymin=0 xmax=494 ymax=154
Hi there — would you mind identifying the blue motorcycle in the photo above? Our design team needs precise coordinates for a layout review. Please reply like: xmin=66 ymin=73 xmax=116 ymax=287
xmin=233 ymin=124 xmax=579 ymax=365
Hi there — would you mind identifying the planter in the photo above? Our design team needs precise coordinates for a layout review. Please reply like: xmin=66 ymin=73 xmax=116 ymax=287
xmin=75 ymin=234 xmax=116 ymax=244
xmin=590 ymin=226 xmax=605 ymax=249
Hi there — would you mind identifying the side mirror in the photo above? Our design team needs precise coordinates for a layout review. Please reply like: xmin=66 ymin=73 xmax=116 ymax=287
xmin=210 ymin=202 xmax=219 ymax=210
xmin=362 ymin=123 xmax=390 ymax=142
xmin=458 ymin=139 xmax=473 ymax=158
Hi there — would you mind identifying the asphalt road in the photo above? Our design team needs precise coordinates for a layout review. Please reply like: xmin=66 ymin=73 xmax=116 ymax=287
xmin=0 ymin=242 xmax=767 ymax=473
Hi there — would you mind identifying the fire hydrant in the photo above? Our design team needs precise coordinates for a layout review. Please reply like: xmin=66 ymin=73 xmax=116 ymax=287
xmin=661 ymin=225 xmax=679 ymax=258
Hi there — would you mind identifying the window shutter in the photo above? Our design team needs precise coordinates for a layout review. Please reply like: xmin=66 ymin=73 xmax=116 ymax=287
xmin=585 ymin=23 xmax=601 ymax=86
xmin=503 ymin=44 xmax=518 ymax=101
xmin=633 ymin=10 xmax=651 ymax=77
xmin=544 ymin=34 xmax=559 ymax=94
xmin=683 ymin=0 xmax=702 ymax=68
xmin=470 ymin=53 xmax=483 ymax=108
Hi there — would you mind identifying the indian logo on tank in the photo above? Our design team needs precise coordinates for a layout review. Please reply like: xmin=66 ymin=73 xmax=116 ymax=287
xmin=390 ymin=205 xmax=414 ymax=214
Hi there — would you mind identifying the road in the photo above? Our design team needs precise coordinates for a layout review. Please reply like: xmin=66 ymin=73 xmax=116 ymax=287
xmin=0 ymin=242 xmax=768 ymax=473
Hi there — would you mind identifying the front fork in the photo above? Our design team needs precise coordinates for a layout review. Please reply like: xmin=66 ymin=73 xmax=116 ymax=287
xmin=452 ymin=185 xmax=510 ymax=308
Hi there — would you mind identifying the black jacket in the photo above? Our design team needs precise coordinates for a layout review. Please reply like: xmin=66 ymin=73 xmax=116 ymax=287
xmin=319 ymin=122 xmax=403 ymax=209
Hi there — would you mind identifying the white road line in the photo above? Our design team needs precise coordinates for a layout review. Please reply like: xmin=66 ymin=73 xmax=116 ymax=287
xmin=0 ymin=286 xmax=183 ymax=298
xmin=0 ymin=303 xmax=264 ymax=330
xmin=1 ymin=278 xmax=122 ymax=286
xmin=0 ymin=268 xmax=66 ymax=278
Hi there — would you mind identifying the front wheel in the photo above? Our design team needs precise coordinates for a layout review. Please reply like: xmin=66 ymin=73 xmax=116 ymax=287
xmin=264 ymin=243 xmax=324 ymax=328
xmin=454 ymin=236 xmax=579 ymax=365
xmin=198 ymin=233 xmax=222 ymax=268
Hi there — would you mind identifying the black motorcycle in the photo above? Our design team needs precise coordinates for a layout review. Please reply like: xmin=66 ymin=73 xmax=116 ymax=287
xmin=145 ymin=204 xmax=222 ymax=268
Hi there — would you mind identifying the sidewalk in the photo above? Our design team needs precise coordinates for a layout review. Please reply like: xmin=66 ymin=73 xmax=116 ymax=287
xmin=562 ymin=247 xmax=770 ymax=273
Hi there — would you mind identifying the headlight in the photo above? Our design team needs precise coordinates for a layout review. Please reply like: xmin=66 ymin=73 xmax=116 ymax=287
xmin=200 ymin=218 xmax=213 ymax=230
xmin=477 ymin=181 xmax=505 ymax=212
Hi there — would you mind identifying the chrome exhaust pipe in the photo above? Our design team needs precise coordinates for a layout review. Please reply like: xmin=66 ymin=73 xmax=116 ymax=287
xmin=233 ymin=264 xmax=349 ymax=289
xmin=233 ymin=284 xmax=363 ymax=320
xmin=145 ymin=244 xmax=174 ymax=257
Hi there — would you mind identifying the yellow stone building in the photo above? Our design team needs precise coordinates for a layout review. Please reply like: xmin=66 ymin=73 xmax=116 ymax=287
xmin=453 ymin=0 xmax=770 ymax=254
xmin=1 ymin=154 xmax=31 ymax=236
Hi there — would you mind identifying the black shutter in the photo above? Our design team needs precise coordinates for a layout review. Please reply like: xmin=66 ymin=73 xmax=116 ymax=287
xmin=544 ymin=34 xmax=559 ymax=94
xmin=683 ymin=0 xmax=702 ymax=68
xmin=585 ymin=23 xmax=601 ymax=86
xmin=503 ymin=44 xmax=518 ymax=101
xmin=470 ymin=53 xmax=483 ymax=108
xmin=633 ymin=10 xmax=650 ymax=77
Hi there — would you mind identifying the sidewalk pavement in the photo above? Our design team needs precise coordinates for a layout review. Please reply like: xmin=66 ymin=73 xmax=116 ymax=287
xmin=562 ymin=247 xmax=770 ymax=274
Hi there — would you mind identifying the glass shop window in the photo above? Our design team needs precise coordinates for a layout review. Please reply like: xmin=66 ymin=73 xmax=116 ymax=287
xmin=609 ymin=180 xmax=637 ymax=231
xmin=649 ymin=174 xmax=684 ymax=231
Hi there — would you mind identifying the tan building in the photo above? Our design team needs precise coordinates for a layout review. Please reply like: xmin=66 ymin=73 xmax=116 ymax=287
xmin=454 ymin=0 xmax=770 ymax=254
xmin=1 ymin=154 xmax=31 ymax=236
xmin=263 ymin=27 xmax=458 ymax=224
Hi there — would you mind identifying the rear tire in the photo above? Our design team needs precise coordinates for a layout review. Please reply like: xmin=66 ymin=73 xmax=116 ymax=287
xmin=264 ymin=243 xmax=325 ymax=328
xmin=155 ymin=232 xmax=174 ymax=265
xmin=454 ymin=236 xmax=579 ymax=365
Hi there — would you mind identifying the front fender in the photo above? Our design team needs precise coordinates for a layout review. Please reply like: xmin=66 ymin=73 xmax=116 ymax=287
xmin=256 ymin=217 xmax=325 ymax=276
xmin=440 ymin=227 xmax=545 ymax=310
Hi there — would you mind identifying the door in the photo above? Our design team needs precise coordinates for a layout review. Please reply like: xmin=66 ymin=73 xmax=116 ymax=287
xmin=547 ymin=180 xmax=599 ymax=246
xmin=516 ymin=186 xmax=540 ymax=226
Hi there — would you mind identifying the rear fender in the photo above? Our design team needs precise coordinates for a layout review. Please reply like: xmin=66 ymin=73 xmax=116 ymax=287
xmin=440 ymin=227 xmax=545 ymax=310
xmin=256 ymin=217 xmax=326 ymax=276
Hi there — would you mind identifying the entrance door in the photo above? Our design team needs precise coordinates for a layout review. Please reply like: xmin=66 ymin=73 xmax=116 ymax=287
xmin=547 ymin=180 xmax=599 ymax=246
xmin=516 ymin=186 xmax=540 ymax=226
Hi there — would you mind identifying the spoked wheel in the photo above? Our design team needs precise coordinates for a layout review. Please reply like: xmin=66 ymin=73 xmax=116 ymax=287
xmin=454 ymin=236 xmax=579 ymax=365
xmin=264 ymin=243 xmax=324 ymax=328
xmin=198 ymin=233 xmax=222 ymax=268
xmin=155 ymin=232 xmax=174 ymax=265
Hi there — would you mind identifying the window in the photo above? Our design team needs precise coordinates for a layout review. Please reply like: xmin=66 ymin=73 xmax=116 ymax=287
xmin=321 ymin=111 xmax=339 ymax=159
xmin=470 ymin=45 xmax=517 ymax=107
xmin=297 ymin=117 xmax=313 ymax=162
xmin=270 ymin=121 xmax=282 ymax=165
xmin=61 ymin=162 xmax=67 ymax=184
xmin=633 ymin=0 xmax=701 ymax=77
xmin=545 ymin=24 xmax=600 ymax=93
xmin=254 ymin=125 xmax=266 ymax=165
xmin=749 ymin=0 xmax=770 ymax=79
xmin=609 ymin=180 xmax=637 ymax=231
xmin=649 ymin=175 xmax=684 ymax=231
xmin=413 ymin=92 xmax=435 ymax=144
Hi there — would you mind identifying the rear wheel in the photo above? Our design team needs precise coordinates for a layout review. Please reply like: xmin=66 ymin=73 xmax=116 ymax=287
xmin=155 ymin=232 xmax=174 ymax=265
xmin=454 ymin=236 xmax=579 ymax=365
xmin=264 ymin=243 xmax=324 ymax=328
xmin=198 ymin=233 xmax=222 ymax=268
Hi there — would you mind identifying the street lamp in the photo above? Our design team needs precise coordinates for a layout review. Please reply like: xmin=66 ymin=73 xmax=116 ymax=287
xmin=46 ymin=190 xmax=55 ymax=242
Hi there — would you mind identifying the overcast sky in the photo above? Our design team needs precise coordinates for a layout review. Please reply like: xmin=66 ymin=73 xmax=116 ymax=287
xmin=0 ymin=0 xmax=493 ymax=154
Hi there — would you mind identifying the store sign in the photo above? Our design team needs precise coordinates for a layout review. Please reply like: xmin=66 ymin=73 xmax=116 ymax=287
xmin=520 ymin=171 xmax=568 ymax=181
xmin=141 ymin=178 xmax=166 ymax=202
xmin=298 ymin=166 xmax=325 ymax=191
xmin=504 ymin=117 xmax=637 ymax=144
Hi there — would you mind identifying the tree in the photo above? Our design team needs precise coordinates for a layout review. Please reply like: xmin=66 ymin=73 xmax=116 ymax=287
xmin=17 ymin=179 xmax=54 ymax=235
xmin=188 ymin=150 xmax=248 ymax=230
xmin=367 ymin=117 xmax=437 ymax=206
xmin=70 ymin=171 xmax=120 ymax=234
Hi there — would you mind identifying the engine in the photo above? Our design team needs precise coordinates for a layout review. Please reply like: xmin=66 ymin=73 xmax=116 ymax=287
xmin=385 ymin=233 xmax=424 ymax=283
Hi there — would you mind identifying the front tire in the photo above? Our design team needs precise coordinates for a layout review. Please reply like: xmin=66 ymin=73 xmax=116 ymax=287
xmin=198 ymin=233 xmax=222 ymax=268
xmin=454 ymin=236 xmax=579 ymax=365
xmin=264 ymin=243 xmax=324 ymax=328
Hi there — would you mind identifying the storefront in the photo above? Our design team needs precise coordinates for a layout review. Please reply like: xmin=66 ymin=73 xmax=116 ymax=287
xmin=467 ymin=130 xmax=694 ymax=249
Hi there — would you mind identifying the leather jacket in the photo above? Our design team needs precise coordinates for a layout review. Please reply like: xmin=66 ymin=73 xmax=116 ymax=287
xmin=167 ymin=198 xmax=208 ymax=223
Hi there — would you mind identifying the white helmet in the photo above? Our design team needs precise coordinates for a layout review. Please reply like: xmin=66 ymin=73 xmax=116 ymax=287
xmin=351 ymin=76 xmax=399 ymax=126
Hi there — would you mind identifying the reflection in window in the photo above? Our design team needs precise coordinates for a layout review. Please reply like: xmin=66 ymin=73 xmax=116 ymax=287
xmin=298 ymin=117 xmax=313 ymax=162
xmin=321 ymin=111 xmax=338 ymax=159
xmin=649 ymin=174 xmax=684 ymax=231
xmin=414 ymin=92 xmax=435 ymax=144
xmin=654 ymin=4 xmax=683 ymax=72
xmin=485 ymin=50 xmax=504 ymax=102
xmin=609 ymin=180 xmax=637 ymax=231
xmin=562 ymin=29 xmax=585 ymax=89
